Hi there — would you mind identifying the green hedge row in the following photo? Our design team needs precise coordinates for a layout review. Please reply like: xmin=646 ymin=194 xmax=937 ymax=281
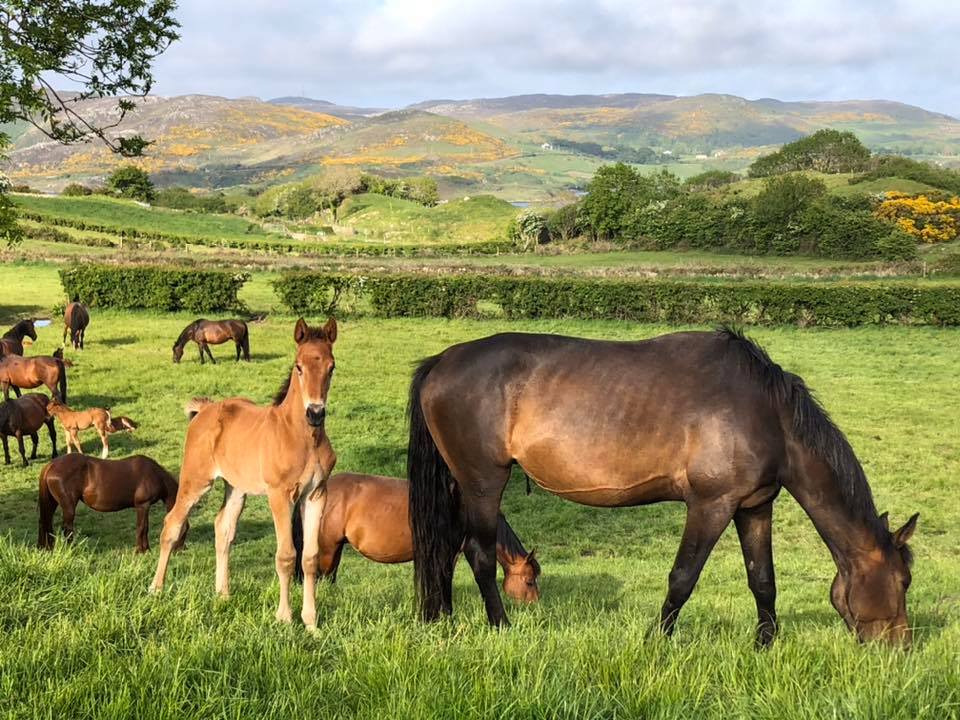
xmin=274 ymin=272 xmax=960 ymax=326
xmin=60 ymin=265 xmax=249 ymax=312
xmin=20 ymin=211 xmax=512 ymax=257
xmin=19 ymin=223 xmax=117 ymax=248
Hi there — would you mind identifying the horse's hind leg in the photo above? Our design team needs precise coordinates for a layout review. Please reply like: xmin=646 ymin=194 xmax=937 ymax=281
xmin=1 ymin=436 xmax=9 ymax=465
xmin=214 ymin=484 xmax=246 ymax=598
xmin=61 ymin=499 xmax=77 ymax=543
xmin=14 ymin=431 xmax=27 ymax=467
xmin=323 ymin=540 xmax=346 ymax=584
xmin=135 ymin=504 xmax=150 ymax=553
xmin=149 ymin=473 xmax=213 ymax=593
xmin=734 ymin=501 xmax=778 ymax=647
xmin=205 ymin=344 xmax=217 ymax=364
xmin=29 ymin=432 xmax=38 ymax=459
xmin=457 ymin=465 xmax=512 ymax=628
xmin=235 ymin=340 xmax=241 ymax=362
xmin=657 ymin=498 xmax=738 ymax=637
xmin=45 ymin=419 xmax=57 ymax=458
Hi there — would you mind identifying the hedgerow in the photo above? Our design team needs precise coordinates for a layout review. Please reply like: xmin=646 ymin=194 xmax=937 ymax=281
xmin=60 ymin=265 xmax=249 ymax=312
xmin=274 ymin=272 xmax=960 ymax=326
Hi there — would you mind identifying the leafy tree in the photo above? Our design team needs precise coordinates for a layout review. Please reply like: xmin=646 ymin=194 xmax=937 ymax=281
xmin=580 ymin=163 xmax=646 ymax=241
xmin=508 ymin=209 xmax=548 ymax=251
xmin=748 ymin=129 xmax=871 ymax=177
xmin=310 ymin=168 xmax=363 ymax=221
xmin=0 ymin=1 xmax=179 ymax=243
xmin=107 ymin=165 xmax=155 ymax=201
xmin=407 ymin=177 xmax=439 ymax=207
xmin=545 ymin=203 xmax=582 ymax=243
xmin=684 ymin=169 xmax=740 ymax=190
xmin=752 ymin=174 xmax=827 ymax=253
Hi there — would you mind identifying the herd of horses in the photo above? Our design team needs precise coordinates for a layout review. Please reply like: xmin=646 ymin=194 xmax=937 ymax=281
xmin=0 ymin=301 xmax=921 ymax=648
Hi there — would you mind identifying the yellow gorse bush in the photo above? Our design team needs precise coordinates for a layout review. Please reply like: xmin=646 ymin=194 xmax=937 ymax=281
xmin=875 ymin=191 xmax=960 ymax=243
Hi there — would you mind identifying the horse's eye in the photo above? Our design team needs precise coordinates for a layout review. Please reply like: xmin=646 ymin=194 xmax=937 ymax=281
xmin=296 ymin=364 xmax=303 ymax=375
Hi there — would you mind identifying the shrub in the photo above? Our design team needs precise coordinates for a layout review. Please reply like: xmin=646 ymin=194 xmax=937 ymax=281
xmin=154 ymin=187 xmax=228 ymax=213
xmin=508 ymin=209 xmax=549 ymax=250
xmin=274 ymin=272 xmax=960 ymax=326
xmin=61 ymin=183 xmax=93 ymax=197
xmin=60 ymin=265 xmax=248 ymax=312
xmin=684 ymin=170 xmax=740 ymax=190
xmin=851 ymin=156 xmax=960 ymax=195
xmin=545 ymin=203 xmax=582 ymax=243
xmin=874 ymin=192 xmax=960 ymax=244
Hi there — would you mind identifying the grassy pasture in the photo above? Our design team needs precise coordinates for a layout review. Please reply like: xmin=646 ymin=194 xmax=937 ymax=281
xmin=1 ymin=262 xmax=959 ymax=718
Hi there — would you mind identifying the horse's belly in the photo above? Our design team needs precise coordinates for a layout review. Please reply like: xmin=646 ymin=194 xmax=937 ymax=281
xmin=519 ymin=460 xmax=682 ymax=507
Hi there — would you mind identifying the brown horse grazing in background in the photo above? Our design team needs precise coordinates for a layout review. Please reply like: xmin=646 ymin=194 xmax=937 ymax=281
xmin=0 ymin=354 xmax=67 ymax=402
xmin=47 ymin=399 xmax=112 ymax=458
xmin=151 ymin=318 xmax=337 ymax=631
xmin=295 ymin=473 xmax=541 ymax=603
xmin=408 ymin=329 xmax=919 ymax=647
xmin=63 ymin=300 xmax=89 ymax=350
xmin=38 ymin=454 xmax=186 ymax=553
xmin=172 ymin=319 xmax=250 ymax=364
xmin=108 ymin=415 xmax=138 ymax=433
xmin=0 ymin=319 xmax=37 ymax=357
xmin=0 ymin=393 xmax=57 ymax=466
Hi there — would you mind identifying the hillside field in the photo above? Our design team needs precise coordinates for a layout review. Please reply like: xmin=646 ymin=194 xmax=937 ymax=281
xmin=0 ymin=263 xmax=959 ymax=718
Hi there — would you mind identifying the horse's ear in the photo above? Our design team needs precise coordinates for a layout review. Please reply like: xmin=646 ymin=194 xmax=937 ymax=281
xmin=526 ymin=548 xmax=537 ymax=562
xmin=294 ymin=318 xmax=309 ymax=344
xmin=323 ymin=317 xmax=337 ymax=344
xmin=893 ymin=513 xmax=919 ymax=547
xmin=879 ymin=511 xmax=889 ymax=530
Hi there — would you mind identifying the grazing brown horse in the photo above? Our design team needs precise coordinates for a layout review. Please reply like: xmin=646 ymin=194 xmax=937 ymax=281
xmin=63 ymin=300 xmax=90 ymax=350
xmin=38 ymin=454 xmax=186 ymax=553
xmin=151 ymin=318 xmax=337 ymax=631
xmin=300 ymin=472 xmax=541 ymax=602
xmin=0 ymin=354 xmax=67 ymax=402
xmin=0 ymin=319 xmax=37 ymax=357
xmin=172 ymin=319 xmax=250 ymax=364
xmin=408 ymin=329 xmax=919 ymax=647
xmin=0 ymin=393 xmax=57 ymax=466
xmin=47 ymin=399 xmax=112 ymax=458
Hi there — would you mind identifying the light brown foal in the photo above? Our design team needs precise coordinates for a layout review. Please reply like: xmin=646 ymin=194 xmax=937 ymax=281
xmin=150 ymin=318 xmax=338 ymax=631
xmin=46 ymin=398 xmax=111 ymax=458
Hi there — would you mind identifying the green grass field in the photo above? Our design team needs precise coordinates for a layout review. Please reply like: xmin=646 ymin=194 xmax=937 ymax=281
xmin=1 ymin=262 xmax=959 ymax=718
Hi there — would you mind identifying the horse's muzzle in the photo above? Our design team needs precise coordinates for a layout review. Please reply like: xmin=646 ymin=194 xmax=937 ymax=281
xmin=306 ymin=404 xmax=326 ymax=427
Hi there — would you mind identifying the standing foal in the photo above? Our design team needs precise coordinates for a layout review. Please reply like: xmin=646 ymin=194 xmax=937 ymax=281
xmin=150 ymin=318 xmax=338 ymax=630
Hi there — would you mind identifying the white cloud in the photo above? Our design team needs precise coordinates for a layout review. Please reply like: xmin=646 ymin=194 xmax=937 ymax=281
xmin=149 ymin=0 xmax=960 ymax=114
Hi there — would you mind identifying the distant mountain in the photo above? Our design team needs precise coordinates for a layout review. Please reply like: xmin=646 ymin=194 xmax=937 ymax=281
xmin=267 ymin=96 xmax=386 ymax=119
xmin=3 ymin=91 xmax=958 ymax=194
xmin=3 ymin=94 xmax=515 ymax=190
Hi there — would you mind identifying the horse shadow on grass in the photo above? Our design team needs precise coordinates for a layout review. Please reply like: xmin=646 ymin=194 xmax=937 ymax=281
xmin=97 ymin=335 xmax=138 ymax=348
xmin=783 ymin=605 xmax=951 ymax=645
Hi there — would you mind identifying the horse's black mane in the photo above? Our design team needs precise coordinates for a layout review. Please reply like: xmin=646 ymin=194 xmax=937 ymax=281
xmin=719 ymin=327 xmax=903 ymax=556
xmin=3 ymin=319 xmax=32 ymax=339
xmin=273 ymin=371 xmax=293 ymax=406
xmin=173 ymin=319 xmax=204 ymax=348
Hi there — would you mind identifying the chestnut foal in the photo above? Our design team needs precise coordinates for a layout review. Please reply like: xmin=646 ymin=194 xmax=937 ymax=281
xmin=150 ymin=318 xmax=337 ymax=631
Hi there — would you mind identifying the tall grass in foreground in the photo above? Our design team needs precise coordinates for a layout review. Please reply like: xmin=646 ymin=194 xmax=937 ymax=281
xmin=0 ymin=263 xmax=959 ymax=718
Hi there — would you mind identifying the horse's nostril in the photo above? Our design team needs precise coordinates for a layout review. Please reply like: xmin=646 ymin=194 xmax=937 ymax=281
xmin=306 ymin=404 xmax=326 ymax=425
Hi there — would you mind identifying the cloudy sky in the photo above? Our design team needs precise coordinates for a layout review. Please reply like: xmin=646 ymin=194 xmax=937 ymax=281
xmin=151 ymin=0 xmax=959 ymax=115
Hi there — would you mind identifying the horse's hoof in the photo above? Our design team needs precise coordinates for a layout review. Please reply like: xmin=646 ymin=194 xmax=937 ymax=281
xmin=147 ymin=584 xmax=162 ymax=595
xmin=275 ymin=609 xmax=293 ymax=624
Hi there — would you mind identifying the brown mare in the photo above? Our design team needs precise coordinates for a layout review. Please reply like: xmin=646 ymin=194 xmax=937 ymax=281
xmin=0 ymin=353 xmax=67 ymax=402
xmin=0 ymin=319 xmax=37 ymax=357
xmin=172 ymin=319 xmax=250 ymax=364
xmin=151 ymin=318 xmax=337 ymax=630
xmin=408 ymin=329 xmax=919 ymax=647
xmin=296 ymin=472 xmax=541 ymax=603
xmin=0 ymin=393 xmax=57 ymax=466
xmin=63 ymin=300 xmax=90 ymax=350
xmin=46 ymin=399 xmax=112 ymax=458
xmin=38 ymin=454 xmax=186 ymax=553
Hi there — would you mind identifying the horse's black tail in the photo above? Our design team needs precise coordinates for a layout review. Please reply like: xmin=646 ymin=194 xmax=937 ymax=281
xmin=408 ymin=352 xmax=463 ymax=622
xmin=720 ymin=327 xmax=881 ymax=533
xmin=55 ymin=359 xmax=67 ymax=403
xmin=239 ymin=322 xmax=251 ymax=360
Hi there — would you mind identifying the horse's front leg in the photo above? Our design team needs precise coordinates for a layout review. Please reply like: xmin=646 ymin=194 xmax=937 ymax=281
xmin=15 ymin=431 xmax=27 ymax=467
xmin=300 ymin=487 xmax=327 ymax=631
xmin=1 ymin=435 xmax=10 ymax=464
xmin=267 ymin=488 xmax=296 ymax=623
xmin=197 ymin=342 xmax=205 ymax=364
xmin=205 ymin=344 xmax=217 ymax=364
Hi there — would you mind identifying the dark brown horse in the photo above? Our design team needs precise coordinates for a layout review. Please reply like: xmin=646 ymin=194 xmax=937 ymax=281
xmin=0 ymin=319 xmax=37 ymax=357
xmin=408 ymin=329 xmax=919 ymax=647
xmin=0 ymin=393 xmax=57 ymax=466
xmin=63 ymin=300 xmax=89 ymax=350
xmin=38 ymin=454 xmax=186 ymax=553
xmin=0 ymin=354 xmax=67 ymax=402
xmin=295 ymin=472 xmax=541 ymax=602
xmin=172 ymin=319 xmax=250 ymax=364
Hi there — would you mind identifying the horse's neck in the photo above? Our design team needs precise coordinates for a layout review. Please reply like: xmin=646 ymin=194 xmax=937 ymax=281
xmin=785 ymin=443 xmax=883 ymax=570
xmin=275 ymin=372 xmax=317 ymax=443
